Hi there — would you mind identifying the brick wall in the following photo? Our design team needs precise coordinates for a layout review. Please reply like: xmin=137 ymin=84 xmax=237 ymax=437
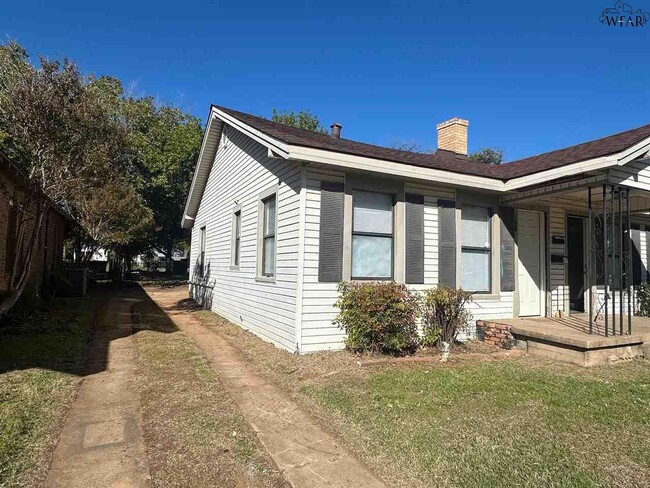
xmin=0 ymin=170 xmax=15 ymax=292
xmin=476 ymin=320 xmax=516 ymax=349
xmin=0 ymin=165 xmax=66 ymax=295
xmin=436 ymin=118 xmax=469 ymax=155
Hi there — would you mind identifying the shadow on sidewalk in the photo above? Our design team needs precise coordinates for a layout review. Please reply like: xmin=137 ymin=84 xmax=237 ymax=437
xmin=0 ymin=282 xmax=184 ymax=377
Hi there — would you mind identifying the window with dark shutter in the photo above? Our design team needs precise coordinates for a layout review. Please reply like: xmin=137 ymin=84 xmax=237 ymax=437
xmin=438 ymin=199 xmax=456 ymax=287
xmin=318 ymin=181 xmax=344 ymax=282
xmin=405 ymin=193 xmax=424 ymax=284
xmin=499 ymin=206 xmax=516 ymax=292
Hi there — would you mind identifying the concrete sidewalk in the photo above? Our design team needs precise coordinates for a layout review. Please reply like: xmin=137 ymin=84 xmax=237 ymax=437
xmin=146 ymin=286 xmax=387 ymax=488
xmin=45 ymin=293 xmax=151 ymax=488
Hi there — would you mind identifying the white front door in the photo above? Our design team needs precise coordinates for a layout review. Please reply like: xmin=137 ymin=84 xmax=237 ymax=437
xmin=517 ymin=210 xmax=543 ymax=316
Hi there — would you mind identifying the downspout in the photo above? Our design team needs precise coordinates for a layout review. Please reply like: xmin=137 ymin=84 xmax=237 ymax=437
xmin=294 ymin=163 xmax=308 ymax=354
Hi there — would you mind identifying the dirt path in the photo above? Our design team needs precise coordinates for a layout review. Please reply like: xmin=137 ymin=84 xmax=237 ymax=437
xmin=45 ymin=292 xmax=151 ymax=488
xmin=145 ymin=286 xmax=387 ymax=488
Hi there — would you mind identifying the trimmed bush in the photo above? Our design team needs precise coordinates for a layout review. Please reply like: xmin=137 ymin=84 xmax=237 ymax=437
xmin=334 ymin=281 xmax=420 ymax=355
xmin=637 ymin=282 xmax=650 ymax=317
xmin=421 ymin=287 xmax=473 ymax=349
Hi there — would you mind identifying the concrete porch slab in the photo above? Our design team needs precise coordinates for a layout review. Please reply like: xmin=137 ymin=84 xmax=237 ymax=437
xmin=477 ymin=314 xmax=650 ymax=366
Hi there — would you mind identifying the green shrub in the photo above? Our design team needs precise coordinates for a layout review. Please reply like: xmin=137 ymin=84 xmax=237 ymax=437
xmin=421 ymin=287 xmax=473 ymax=349
xmin=334 ymin=281 xmax=420 ymax=355
xmin=637 ymin=282 xmax=650 ymax=317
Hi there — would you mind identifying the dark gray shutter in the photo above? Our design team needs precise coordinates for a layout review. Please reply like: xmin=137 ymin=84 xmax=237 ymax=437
xmin=405 ymin=193 xmax=424 ymax=284
xmin=631 ymin=226 xmax=642 ymax=285
xmin=438 ymin=199 xmax=456 ymax=287
xmin=499 ymin=206 xmax=516 ymax=292
xmin=318 ymin=181 xmax=345 ymax=282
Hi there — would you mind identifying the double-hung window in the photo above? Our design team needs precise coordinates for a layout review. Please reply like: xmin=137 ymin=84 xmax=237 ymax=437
xmin=261 ymin=195 xmax=276 ymax=277
xmin=233 ymin=210 xmax=241 ymax=267
xmin=351 ymin=191 xmax=393 ymax=280
xmin=198 ymin=226 xmax=206 ymax=278
xmin=461 ymin=206 xmax=491 ymax=292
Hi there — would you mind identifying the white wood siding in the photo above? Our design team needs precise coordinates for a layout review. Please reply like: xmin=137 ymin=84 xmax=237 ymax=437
xmin=299 ymin=175 xmax=514 ymax=352
xmin=190 ymin=126 xmax=302 ymax=352
xmin=549 ymin=206 xmax=568 ymax=315
xmin=300 ymin=168 xmax=346 ymax=352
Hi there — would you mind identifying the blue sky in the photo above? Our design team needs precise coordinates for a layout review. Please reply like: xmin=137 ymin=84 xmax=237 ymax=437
xmin=2 ymin=0 xmax=649 ymax=161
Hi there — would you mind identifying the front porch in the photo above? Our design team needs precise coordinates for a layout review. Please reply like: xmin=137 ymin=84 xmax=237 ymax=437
xmin=477 ymin=315 xmax=650 ymax=366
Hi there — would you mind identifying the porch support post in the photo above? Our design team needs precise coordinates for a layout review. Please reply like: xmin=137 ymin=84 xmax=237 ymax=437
xmin=603 ymin=185 xmax=609 ymax=337
xmin=619 ymin=187 xmax=624 ymax=335
xmin=587 ymin=187 xmax=594 ymax=334
xmin=611 ymin=185 xmax=616 ymax=336
xmin=626 ymin=188 xmax=632 ymax=335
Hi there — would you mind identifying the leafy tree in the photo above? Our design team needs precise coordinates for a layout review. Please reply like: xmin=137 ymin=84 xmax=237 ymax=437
xmin=69 ymin=179 xmax=153 ymax=266
xmin=469 ymin=147 xmax=504 ymax=165
xmin=271 ymin=108 xmax=328 ymax=134
xmin=0 ymin=41 xmax=129 ymax=314
xmin=124 ymin=97 xmax=203 ymax=273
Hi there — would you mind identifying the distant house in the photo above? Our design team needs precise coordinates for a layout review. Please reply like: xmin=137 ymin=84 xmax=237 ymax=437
xmin=0 ymin=153 xmax=67 ymax=298
xmin=183 ymin=105 xmax=650 ymax=353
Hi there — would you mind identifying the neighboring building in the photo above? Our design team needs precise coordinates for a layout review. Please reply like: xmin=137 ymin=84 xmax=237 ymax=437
xmin=0 ymin=153 xmax=67 ymax=297
xmin=182 ymin=105 xmax=650 ymax=353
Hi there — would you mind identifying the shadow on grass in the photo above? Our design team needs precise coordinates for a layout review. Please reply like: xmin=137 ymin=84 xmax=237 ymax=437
xmin=0 ymin=282 xmax=181 ymax=377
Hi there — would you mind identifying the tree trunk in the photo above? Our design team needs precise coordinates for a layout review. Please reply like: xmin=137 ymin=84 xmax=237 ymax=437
xmin=0 ymin=198 xmax=48 ymax=318
xmin=0 ymin=281 xmax=28 ymax=316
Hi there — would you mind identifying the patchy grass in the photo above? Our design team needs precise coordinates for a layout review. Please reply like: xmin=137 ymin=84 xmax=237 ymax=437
xmin=0 ymin=290 xmax=108 ymax=488
xmin=132 ymin=293 xmax=288 ymax=488
xmin=194 ymin=310 xmax=650 ymax=488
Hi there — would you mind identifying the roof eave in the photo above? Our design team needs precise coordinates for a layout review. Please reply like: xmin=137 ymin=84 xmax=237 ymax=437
xmin=181 ymin=109 xmax=224 ymax=229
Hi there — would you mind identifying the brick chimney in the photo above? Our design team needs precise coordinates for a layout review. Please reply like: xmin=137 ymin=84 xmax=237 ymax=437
xmin=436 ymin=118 xmax=469 ymax=155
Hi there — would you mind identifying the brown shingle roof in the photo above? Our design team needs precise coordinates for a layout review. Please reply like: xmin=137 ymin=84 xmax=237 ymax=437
xmin=499 ymin=124 xmax=650 ymax=179
xmin=214 ymin=105 xmax=650 ymax=182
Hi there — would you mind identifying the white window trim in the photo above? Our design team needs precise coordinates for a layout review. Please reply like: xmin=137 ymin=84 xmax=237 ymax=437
xmin=230 ymin=204 xmax=242 ymax=270
xmin=456 ymin=205 xmax=501 ymax=298
xmin=342 ymin=175 xmax=405 ymax=282
xmin=256 ymin=184 xmax=279 ymax=282
xmin=350 ymin=189 xmax=395 ymax=281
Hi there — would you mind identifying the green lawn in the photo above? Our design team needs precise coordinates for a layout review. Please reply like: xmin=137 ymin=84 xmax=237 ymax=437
xmin=195 ymin=306 xmax=650 ymax=488
xmin=304 ymin=359 xmax=650 ymax=488
xmin=0 ymin=289 xmax=108 ymax=488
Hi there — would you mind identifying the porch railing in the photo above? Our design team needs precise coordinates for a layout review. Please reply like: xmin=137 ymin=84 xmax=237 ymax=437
xmin=588 ymin=185 xmax=632 ymax=335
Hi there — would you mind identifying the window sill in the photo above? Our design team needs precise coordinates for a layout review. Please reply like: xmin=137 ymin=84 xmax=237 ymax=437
xmin=229 ymin=265 xmax=240 ymax=271
xmin=255 ymin=276 xmax=276 ymax=283
xmin=469 ymin=293 xmax=501 ymax=301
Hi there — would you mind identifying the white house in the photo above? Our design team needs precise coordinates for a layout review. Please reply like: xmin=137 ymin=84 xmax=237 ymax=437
xmin=182 ymin=105 xmax=650 ymax=353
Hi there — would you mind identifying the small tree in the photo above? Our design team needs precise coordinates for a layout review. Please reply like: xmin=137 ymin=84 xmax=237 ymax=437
xmin=69 ymin=178 xmax=153 ymax=267
xmin=421 ymin=287 xmax=473 ymax=349
xmin=271 ymin=108 xmax=328 ymax=134
xmin=469 ymin=147 xmax=504 ymax=165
